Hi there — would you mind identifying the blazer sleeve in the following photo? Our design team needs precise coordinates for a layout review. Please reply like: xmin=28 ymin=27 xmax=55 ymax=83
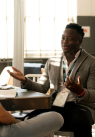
xmin=76 ymin=61 xmax=95 ymax=103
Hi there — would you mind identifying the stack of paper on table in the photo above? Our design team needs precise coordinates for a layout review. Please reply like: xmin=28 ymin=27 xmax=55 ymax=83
xmin=0 ymin=89 xmax=17 ymax=98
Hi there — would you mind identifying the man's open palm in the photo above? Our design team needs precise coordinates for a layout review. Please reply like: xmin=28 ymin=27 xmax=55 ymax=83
xmin=64 ymin=76 xmax=84 ymax=95
xmin=7 ymin=67 xmax=26 ymax=84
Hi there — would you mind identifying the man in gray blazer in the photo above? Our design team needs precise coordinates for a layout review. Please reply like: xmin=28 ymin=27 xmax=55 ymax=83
xmin=8 ymin=23 xmax=95 ymax=137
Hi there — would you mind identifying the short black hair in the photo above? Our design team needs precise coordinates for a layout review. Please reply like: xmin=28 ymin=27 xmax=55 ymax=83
xmin=65 ymin=23 xmax=85 ymax=39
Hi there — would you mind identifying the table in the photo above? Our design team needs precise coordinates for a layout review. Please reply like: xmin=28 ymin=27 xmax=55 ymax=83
xmin=0 ymin=87 xmax=51 ymax=111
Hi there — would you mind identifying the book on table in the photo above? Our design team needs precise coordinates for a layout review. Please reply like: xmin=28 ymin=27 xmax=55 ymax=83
xmin=0 ymin=85 xmax=17 ymax=98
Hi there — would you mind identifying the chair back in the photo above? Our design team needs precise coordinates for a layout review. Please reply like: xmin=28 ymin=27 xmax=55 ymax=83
xmin=25 ymin=74 xmax=42 ymax=82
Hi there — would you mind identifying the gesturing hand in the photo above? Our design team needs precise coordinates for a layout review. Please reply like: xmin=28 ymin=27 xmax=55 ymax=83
xmin=64 ymin=76 xmax=84 ymax=95
xmin=7 ymin=67 xmax=27 ymax=84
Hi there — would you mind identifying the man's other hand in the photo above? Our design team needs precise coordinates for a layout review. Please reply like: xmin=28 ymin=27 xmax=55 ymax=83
xmin=64 ymin=76 xmax=84 ymax=95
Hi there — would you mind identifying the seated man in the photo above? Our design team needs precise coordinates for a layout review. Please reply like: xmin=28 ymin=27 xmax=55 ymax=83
xmin=8 ymin=23 xmax=95 ymax=137
xmin=0 ymin=103 xmax=63 ymax=137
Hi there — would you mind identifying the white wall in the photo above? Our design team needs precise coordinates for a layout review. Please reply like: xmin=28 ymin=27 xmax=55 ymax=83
xmin=77 ymin=0 xmax=95 ymax=16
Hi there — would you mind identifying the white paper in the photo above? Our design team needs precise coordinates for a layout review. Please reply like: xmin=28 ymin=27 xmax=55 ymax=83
xmin=0 ymin=89 xmax=17 ymax=98
xmin=53 ymin=88 xmax=70 ymax=107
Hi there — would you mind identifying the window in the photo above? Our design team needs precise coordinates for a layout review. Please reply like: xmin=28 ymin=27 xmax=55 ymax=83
xmin=24 ymin=0 xmax=77 ymax=58
xmin=0 ymin=0 xmax=14 ymax=58
xmin=0 ymin=0 xmax=77 ymax=58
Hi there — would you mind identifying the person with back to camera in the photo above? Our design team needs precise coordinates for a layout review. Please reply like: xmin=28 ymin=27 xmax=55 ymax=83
xmin=8 ymin=23 xmax=95 ymax=137
xmin=0 ymin=103 xmax=63 ymax=137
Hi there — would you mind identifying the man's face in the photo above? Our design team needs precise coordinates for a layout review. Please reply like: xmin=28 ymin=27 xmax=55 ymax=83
xmin=61 ymin=28 xmax=82 ymax=54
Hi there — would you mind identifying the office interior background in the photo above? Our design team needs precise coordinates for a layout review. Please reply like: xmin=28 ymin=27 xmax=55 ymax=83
xmin=0 ymin=0 xmax=95 ymax=86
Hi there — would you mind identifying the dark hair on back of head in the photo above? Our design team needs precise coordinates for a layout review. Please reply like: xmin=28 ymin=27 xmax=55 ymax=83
xmin=65 ymin=23 xmax=85 ymax=39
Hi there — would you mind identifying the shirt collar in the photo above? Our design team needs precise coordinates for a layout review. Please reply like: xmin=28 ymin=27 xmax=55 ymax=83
xmin=62 ymin=48 xmax=82 ymax=62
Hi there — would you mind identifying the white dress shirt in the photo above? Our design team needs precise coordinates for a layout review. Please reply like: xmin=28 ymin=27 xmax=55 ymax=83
xmin=58 ymin=49 xmax=82 ymax=102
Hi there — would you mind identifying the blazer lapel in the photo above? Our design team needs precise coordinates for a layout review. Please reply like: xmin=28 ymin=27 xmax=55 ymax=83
xmin=71 ymin=50 xmax=88 ymax=80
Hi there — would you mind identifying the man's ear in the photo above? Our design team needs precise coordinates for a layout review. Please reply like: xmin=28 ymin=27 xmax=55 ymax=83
xmin=79 ymin=39 xmax=82 ymax=45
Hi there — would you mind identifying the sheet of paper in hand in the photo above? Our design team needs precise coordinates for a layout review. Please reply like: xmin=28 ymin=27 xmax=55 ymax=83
xmin=53 ymin=88 xmax=70 ymax=107
xmin=0 ymin=89 xmax=17 ymax=98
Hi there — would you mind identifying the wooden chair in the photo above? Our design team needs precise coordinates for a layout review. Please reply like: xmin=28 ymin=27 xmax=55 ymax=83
xmin=25 ymin=74 xmax=42 ymax=82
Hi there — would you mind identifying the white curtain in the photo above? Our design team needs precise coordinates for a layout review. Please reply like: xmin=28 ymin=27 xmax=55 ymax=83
xmin=0 ymin=0 xmax=77 ymax=59
xmin=0 ymin=0 xmax=14 ymax=58
xmin=13 ymin=0 xmax=24 ymax=87
xmin=24 ymin=0 xmax=77 ymax=58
